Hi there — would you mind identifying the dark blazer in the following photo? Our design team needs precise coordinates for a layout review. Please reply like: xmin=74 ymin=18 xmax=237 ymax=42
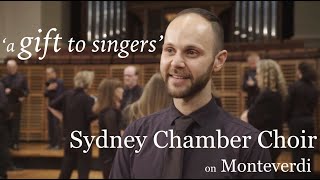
xmin=44 ymin=78 xmax=65 ymax=102
xmin=1 ymin=73 xmax=29 ymax=104
xmin=285 ymin=79 xmax=319 ymax=121
xmin=248 ymin=89 xmax=283 ymax=132
xmin=50 ymin=88 xmax=96 ymax=138
xmin=248 ymin=89 xmax=284 ymax=162
xmin=242 ymin=69 xmax=259 ymax=108
xmin=0 ymin=82 xmax=8 ymax=124
xmin=120 ymin=85 xmax=143 ymax=110
xmin=98 ymin=108 xmax=121 ymax=165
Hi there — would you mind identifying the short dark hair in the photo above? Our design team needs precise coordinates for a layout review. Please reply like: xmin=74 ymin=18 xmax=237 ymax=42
xmin=298 ymin=62 xmax=317 ymax=82
xmin=175 ymin=8 xmax=224 ymax=53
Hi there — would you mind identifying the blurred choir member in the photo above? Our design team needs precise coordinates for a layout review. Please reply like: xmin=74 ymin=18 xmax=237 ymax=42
xmin=286 ymin=62 xmax=319 ymax=171
xmin=44 ymin=67 xmax=64 ymax=150
xmin=0 ymin=80 xmax=9 ymax=179
xmin=242 ymin=52 xmax=260 ymax=108
xmin=121 ymin=73 xmax=171 ymax=130
xmin=92 ymin=78 xmax=123 ymax=179
xmin=49 ymin=71 xmax=96 ymax=179
xmin=242 ymin=59 xmax=287 ymax=163
xmin=120 ymin=66 xmax=143 ymax=110
xmin=1 ymin=59 xmax=29 ymax=150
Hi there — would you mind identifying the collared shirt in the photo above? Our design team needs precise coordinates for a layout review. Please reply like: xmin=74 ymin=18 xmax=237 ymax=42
xmin=110 ymin=98 xmax=273 ymax=179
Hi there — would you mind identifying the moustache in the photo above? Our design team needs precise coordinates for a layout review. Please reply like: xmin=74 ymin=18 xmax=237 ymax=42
xmin=167 ymin=68 xmax=192 ymax=79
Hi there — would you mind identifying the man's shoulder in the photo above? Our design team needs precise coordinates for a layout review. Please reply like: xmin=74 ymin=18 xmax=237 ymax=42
xmin=218 ymin=108 xmax=261 ymax=137
xmin=131 ymin=107 xmax=170 ymax=126
xmin=217 ymin=108 xmax=270 ymax=158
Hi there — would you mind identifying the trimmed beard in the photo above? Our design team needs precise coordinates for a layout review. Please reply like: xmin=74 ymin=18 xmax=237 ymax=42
xmin=166 ymin=64 xmax=213 ymax=99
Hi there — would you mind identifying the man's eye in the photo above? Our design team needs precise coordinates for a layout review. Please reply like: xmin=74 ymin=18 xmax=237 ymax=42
xmin=187 ymin=50 xmax=198 ymax=56
xmin=163 ymin=47 xmax=175 ymax=55
xmin=166 ymin=48 xmax=174 ymax=53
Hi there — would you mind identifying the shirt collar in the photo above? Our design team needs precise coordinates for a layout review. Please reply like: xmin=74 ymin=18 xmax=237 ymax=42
xmin=168 ymin=96 xmax=220 ymax=127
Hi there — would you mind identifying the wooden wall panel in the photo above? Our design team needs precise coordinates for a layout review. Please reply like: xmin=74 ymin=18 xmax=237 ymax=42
xmin=221 ymin=94 xmax=241 ymax=117
xmin=61 ymin=66 xmax=76 ymax=90
xmin=212 ymin=69 xmax=223 ymax=90
xmin=142 ymin=64 xmax=160 ymax=85
xmin=278 ymin=61 xmax=298 ymax=86
xmin=110 ymin=65 xmax=128 ymax=82
xmin=223 ymin=62 xmax=241 ymax=91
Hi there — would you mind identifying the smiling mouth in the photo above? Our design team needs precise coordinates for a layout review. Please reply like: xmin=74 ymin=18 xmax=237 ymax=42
xmin=169 ymin=74 xmax=190 ymax=79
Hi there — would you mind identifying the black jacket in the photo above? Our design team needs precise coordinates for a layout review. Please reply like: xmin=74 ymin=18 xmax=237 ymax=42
xmin=50 ymin=88 xmax=96 ymax=138
xmin=242 ymin=69 xmax=259 ymax=108
xmin=248 ymin=89 xmax=284 ymax=132
xmin=285 ymin=79 xmax=319 ymax=121
xmin=0 ymin=82 xmax=8 ymax=125
xmin=44 ymin=78 xmax=64 ymax=102
xmin=1 ymin=73 xmax=29 ymax=104
xmin=120 ymin=85 xmax=143 ymax=110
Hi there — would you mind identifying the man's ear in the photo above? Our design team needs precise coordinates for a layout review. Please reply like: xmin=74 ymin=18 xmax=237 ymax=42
xmin=213 ymin=50 xmax=228 ymax=72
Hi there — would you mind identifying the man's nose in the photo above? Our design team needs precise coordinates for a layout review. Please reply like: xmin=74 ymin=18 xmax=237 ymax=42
xmin=171 ymin=53 xmax=185 ymax=68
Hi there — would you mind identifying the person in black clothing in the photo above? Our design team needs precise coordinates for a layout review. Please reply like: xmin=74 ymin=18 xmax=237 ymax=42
xmin=1 ymin=59 xmax=29 ymax=150
xmin=242 ymin=52 xmax=260 ymax=108
xmin=92 ymin=78 xmax=123 ymax=179
xmin=44 ymin=67 xmax=64 ymax=150
xmin=110 ymin=8 xmax=273 ymax=179
xmin=243 ymin=59 xmax=288 ymax=163
xmin=50 ymin=71 xmax=96 ymax=179
xmin=0 ymin=81 xmax=9 ymax=179
xmin=286 ymin=62 xmax=318 ymax=172
xmin=120 ymin=66 xmax=143 ymax=110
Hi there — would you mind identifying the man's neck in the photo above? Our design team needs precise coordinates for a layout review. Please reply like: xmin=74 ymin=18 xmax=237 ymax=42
xmin=173 ymin=85 xmax=212 ymax=116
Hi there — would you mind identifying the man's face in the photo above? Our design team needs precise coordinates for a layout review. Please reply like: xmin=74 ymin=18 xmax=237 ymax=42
xmin=247 ymin=55 xmax=259 ymax=70
xmin=160 ymin=13 xmax=216 ymax=98
xmin=7 ymin=62 xmax=17 ymax=75
xmin=123 ymin=67 xmax=138 ymax=88
xmin=46 ymin=69 xmax=56 ymax=80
